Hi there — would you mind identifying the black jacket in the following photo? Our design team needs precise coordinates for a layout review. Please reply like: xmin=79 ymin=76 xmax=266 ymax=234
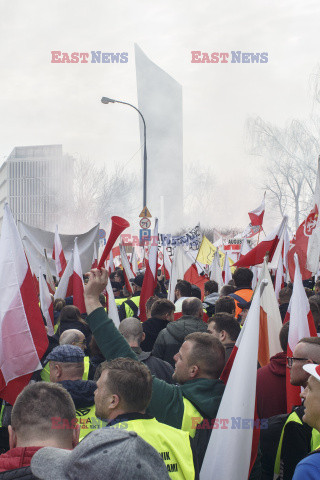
xmin=152 ymin=315 xmax=207 ymax=367
xmin=131 ymin=347 xmax=174 ymax=384
xmin=59 ymin=380 xmax=96 ymax=409
xmin=0 ymin=467 xmax=38 ymax=479
xmin=140 ymin=317 xmax=171 ymax=352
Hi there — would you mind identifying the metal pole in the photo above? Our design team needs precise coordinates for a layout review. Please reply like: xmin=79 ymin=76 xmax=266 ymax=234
xmin=101 ymin=97 xmax=147 ymax=209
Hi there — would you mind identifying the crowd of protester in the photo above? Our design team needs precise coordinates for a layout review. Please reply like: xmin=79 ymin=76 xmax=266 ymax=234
xmin=1 ymin=266 xmax=320 ymax=479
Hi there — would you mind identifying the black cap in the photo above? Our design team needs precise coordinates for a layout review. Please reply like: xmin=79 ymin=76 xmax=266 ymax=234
xmin=130 ymin=274 xmax=144 ymax=288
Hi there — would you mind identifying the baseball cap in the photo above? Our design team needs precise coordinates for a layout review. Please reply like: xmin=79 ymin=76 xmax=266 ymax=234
xmin=303 ymin=363 xmax=320 ymax=382
xmin=31 ymin=428 xmax=170 ymax=480
xmin=46 ymin=345 xmax=84 ymax=363
xmin=130 ymin=274 xmax=144 ymax=288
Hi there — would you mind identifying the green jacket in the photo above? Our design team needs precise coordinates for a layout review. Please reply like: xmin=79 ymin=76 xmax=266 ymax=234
xmin=86 ymin=307 xmax=225 ymax=431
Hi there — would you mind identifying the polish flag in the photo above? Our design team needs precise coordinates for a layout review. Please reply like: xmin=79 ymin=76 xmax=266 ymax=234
xmin=131 ymin=248 xmax=139 ymax=276
xmin=106 ymin=278 xmax=120 ymax=328
xmin=54 ymin=253 xmax=74 ymax=300
xmin=0 ymin=204 xmax=48 ymax=405
xmin=73 ymin=238 xmax=86 ymax=314
xmin=258 ymin=260 xmax=282 ymax=367
xmin=202 ymin=281 xmax=266 ymax=480
xmin=222 ymin=252 xmax=232 ymax=285
xmin=234 ymin=217 xmax=287 ymax=268
xmin=91 ymin=243 xmax=98 ymax=269
xmin=52 ymin=225 xmax=67 ymax=278
xmin=119 ymin=244 xmax=134 ymax=294
xmin=248 ymin=194 xmax=265 ymax=227
xmin=240 ymin=238 xmax=252 ymax=258
xmin=139 ymin=219 xmax=159 ymax=322
xmin=251 ymin=266 xmax=259 ymax=291
xmin=168 ymin=246 xmax=194 ymax=302
xmin=44 ymin=250 xmax=56 ymax=295
xmin=107 ymin=249 xmax=115 ymax=274
xmin=163 ymin=246 xmax=172 ymax=280
xmin=39 ymin=266 xmax=54 ymax=336
xmin=209 ymin=249 xmax=223 ymax=291
xmin=288 ymin=158 xmax=320 ymax=280
xmin=274 ymin=253 xmax=284 ymax=301
xmin=285 ymin=254 xmax=317 ymax=412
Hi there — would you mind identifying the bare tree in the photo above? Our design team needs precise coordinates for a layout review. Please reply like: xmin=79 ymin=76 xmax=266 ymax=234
xmin=246 ymin=115 xmax=320 ymax=231
xmin=184 ymin=162 xmax=216 ymax=227
xmin=63 ymin=158 xmax=139 ymax=232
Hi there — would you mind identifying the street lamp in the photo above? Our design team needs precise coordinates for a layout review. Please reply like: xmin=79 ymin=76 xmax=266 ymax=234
xmin=101 ymin=96 xmax=147 ymax=209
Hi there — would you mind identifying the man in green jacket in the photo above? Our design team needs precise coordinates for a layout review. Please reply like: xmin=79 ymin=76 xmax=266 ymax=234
xmin=84 ymin=268 xmax=225 ymax=464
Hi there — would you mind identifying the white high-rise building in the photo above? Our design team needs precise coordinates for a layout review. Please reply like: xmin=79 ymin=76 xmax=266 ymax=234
xmin=0 ymin=144 xmax=74 ymax=230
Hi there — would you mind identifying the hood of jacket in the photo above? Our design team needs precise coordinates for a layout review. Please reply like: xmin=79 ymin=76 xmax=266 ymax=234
xmin=268 ymin=351 xmax=287 ymax=376
xmin=166 ymin=315 xmax=207 ymax=343
xmin=181 ymin=378 xmax=225 ymax=419
xmin=203 ymin=292 xmax=220 ymax=308
xmin=59 ymin=380 xmax=96 ymax=409
xmin=0 ymin=447 xmax=42 ymax=473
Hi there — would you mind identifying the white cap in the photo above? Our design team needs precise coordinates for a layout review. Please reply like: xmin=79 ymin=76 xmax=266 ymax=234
xmin=303 ymin=363 xmax=320 ymax=382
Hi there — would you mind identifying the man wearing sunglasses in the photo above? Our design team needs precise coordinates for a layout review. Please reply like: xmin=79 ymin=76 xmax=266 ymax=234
xmin=274 ymin=337 xmax=320 ymax=480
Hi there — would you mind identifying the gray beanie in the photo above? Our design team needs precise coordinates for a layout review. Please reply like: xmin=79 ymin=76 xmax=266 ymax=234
xmin=31 ymin=428 xmax=170 ymax=480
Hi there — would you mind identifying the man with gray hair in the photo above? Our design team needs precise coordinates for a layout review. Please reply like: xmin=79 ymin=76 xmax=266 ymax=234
xmin=118 ymin=318 xmax=174 ymax=383
xmin=152 ymin=297 xmax=207 ymax=367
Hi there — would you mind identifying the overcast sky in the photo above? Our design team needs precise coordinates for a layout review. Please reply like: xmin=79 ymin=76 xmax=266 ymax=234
xmin=1 ymin=0 xmax=320 ymax=233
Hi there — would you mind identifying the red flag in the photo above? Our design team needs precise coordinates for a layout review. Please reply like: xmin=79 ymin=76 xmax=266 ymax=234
xmin=0 ymin=204 xmax=48 ymax=405
xmin=53 ymin=225 xmax=67 ymax=278
xmin=248 ymin=194 xmax=265 ymax=227
xmin=73 ymin=238 xmax=86 ymax=314
xmin=234 ymin=217 xmax=287 ymax=268
xmin=119 ymin=245 xmax=134 ymax=294
xmin=139 ymin=219 xmax=159 ymax=322
xmin=285 ymin=254 xmax=317 ymax=412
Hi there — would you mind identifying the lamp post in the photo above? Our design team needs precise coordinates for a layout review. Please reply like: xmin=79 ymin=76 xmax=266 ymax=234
xmin=101 ymin=97 xmax=147 ymax=209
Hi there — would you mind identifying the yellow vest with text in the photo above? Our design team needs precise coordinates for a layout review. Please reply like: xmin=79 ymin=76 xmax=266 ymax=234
xmin=40 ymin=356 xmax=90 ymax=382
xmin=118 ymin=417 xmax=195 ymax=480
xmin=274 ymin=410 xmax=320 ymax=477
xmin=76 ymin=404 xmax=107 ymax=441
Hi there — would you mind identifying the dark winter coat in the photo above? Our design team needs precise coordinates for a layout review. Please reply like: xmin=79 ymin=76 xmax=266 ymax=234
xmin=152 ymin=315 xmax=207 ymax=367
xmin=140 ymin=317 xmax=171 ymax=352
xmin=131 ymin=347 xmax=174 ymax=384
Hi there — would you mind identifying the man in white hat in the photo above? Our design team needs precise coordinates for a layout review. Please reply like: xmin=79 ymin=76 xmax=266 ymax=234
xmin=292 ymin=363 xmax=320 ymax=479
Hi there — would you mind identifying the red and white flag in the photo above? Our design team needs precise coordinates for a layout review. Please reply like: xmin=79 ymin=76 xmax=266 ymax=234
xmin=0 ymin=204 xmax=48 ymax=405
xmin=54 ymin=253 xmax=74 ymax=300
xmin=139 ymin=219 xmax=159 ymax=322
xmin=106 ymin=278 xmax=120 ymax=328
xmin=119 ymin=244 xmax=134 ymax=294
xmin=44 ymin=251 xmax=56 ymax=295
xmin=209 ymin=248 xmax=223 ymax=290
xmin=163 ymin=246 xmax=172 ymax=280
xmin=91 ymin=242 xmax=98 ymax=269
xmin=258 ymin=260 xmax=282 ymax=367
xmin=131 ymin=248 xmax=139 ymax=276
xmin=274 ymin=253 xmax=284 ymax=301
xmin=52 ymin=225 xmax=67 ymax=278
xmin=288 ymin=158 xmax=320 ymax=280
xmin=240 ymin=238 xmax=252 ymax=258
xmin=234 ymin=217 xmax=287 ymax=268
xmin=39 ymin=266 xmax=54 ymax=336
xmin=168 ymin=246 xmax=194 ymax=302
xmin=73 ymin=238 xmax=86 ymax=315
xmin=285 ymin=254 xmax=317 ymax=412
xmin=107 ymin=249 xmax=115 ymax=274
xmin=248 ymin=194 xmax=265 ymax=227
xmin=222 ymin=252 xmax=232 ymax=285
xmin=202 ymin=281 xmax=264 ymax=480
